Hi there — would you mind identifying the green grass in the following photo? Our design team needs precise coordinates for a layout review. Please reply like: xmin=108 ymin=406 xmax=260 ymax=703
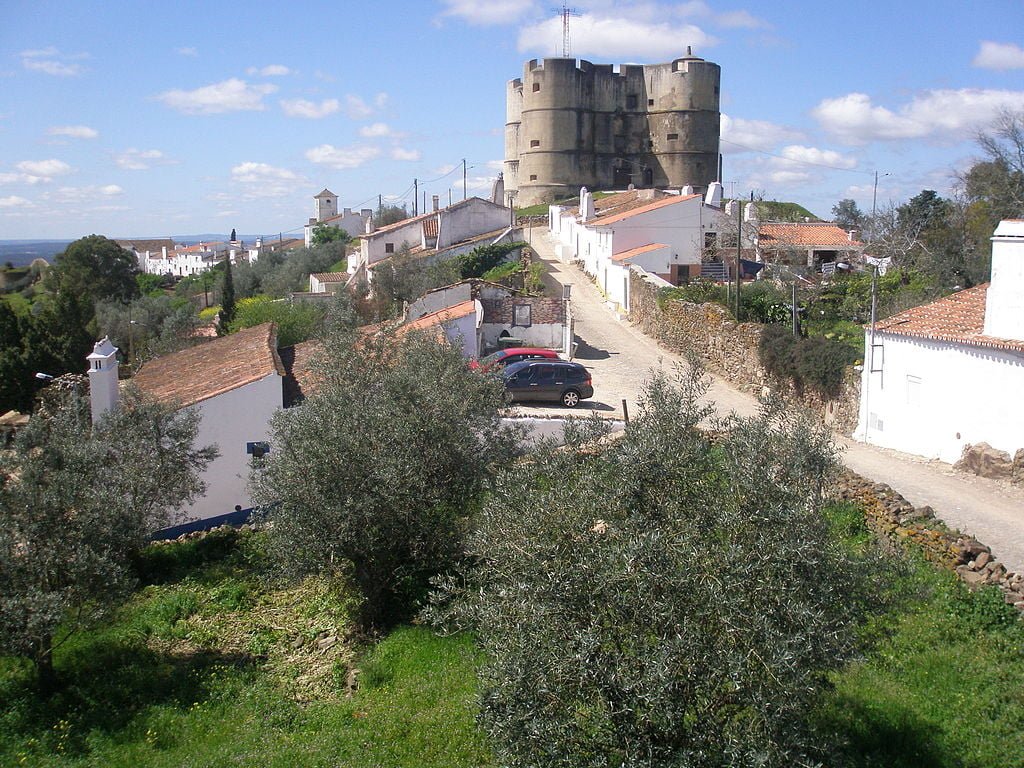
xmin=0 ymin=531 xmax=489 ymax=767
xmin=815 ymin=503 xmax=1024 ymax=766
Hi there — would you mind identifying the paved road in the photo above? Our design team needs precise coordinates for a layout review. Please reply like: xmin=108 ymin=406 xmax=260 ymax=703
xmin=523 ymin=226 xmax=1024 ymax=574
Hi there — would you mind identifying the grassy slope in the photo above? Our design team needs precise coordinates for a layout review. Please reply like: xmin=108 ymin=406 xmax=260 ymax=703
xmin=2 ymin=511 xmax=1023 ymax=766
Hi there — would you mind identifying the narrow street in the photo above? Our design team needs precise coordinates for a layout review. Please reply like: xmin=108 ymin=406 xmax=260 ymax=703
xmin=525 ymin=226 xmax=1024 ymax=574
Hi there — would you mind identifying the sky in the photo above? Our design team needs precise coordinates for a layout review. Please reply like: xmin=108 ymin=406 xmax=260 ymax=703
xmin=1 ymin=0 xmax=1023 ymax=240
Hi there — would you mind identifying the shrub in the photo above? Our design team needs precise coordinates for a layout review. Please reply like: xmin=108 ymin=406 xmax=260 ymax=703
xmin=759 ymin=323 xmax=858 ymax=400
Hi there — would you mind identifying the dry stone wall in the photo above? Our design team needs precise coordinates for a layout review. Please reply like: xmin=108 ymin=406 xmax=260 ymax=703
xmin=628 ymin=269 xmax=861 ymax=434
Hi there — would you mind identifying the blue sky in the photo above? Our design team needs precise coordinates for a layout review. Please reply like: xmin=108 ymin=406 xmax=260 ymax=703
xmin=1 ymin=0 xmax=1023 ymax=240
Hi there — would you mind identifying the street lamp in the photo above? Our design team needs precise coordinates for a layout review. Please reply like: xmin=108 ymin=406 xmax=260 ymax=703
xmin=34 ymin=372 xmax=55 ymax=381
xmin=871 ymin=171 xmax=891 ymax=218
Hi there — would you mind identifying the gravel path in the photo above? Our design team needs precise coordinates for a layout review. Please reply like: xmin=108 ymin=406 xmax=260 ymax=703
xmin=522 ymin=227 xmax=1024 ymax=573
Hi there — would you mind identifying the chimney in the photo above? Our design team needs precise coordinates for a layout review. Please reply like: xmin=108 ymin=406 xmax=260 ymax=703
xmin=432 ymin=195 xmax=439 ymax=212
xmin=983 ymin=219 xmax=1024 ymax=341
xmin=365 ymin=216 xmax=375 ymax=234
xmin=681 ymin=184 xmax=694 ymax=195
xmin=704 ymin=182 xmax=723 ymax=208
xmin=744 ymin=202 xmax=759 ymax=223
xmin=580 ymin=187 xmax=595 ymax=223
xmin=86 ymin=337 xmax=119 ymax=424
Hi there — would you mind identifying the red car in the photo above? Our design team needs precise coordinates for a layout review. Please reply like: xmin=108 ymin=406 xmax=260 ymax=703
xmin=469 ymin=347 xmax=560 ymax=372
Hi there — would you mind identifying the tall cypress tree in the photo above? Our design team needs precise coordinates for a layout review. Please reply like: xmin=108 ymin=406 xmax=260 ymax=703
xmin=217 ymin=257 xmax=236 ymax=335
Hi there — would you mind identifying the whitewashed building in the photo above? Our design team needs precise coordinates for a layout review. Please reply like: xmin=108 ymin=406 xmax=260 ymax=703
xmin=549 ymin=186 xmax=725 ymax=311
xmin=303 ymin=188 xmax=373 ymax=248
xmin=855 ymin=219 xmax=1024 ymax=463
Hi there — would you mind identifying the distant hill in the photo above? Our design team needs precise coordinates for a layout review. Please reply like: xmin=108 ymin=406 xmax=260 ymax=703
xmin=0 ymin=241 xmax=72 ymax=267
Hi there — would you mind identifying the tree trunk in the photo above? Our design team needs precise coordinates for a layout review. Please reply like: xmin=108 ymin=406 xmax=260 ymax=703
xmin=35 ymin=637 xmax=57 ymax=692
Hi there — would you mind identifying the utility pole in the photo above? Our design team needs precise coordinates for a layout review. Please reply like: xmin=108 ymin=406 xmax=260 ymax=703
xmin=463 ymin=158 xmax=467 ymax=201
xmin=735 ymin=195 xmax=742 ymax=320
xmin=413 ymin=178 xmax=418 ymax=216
xmin=791 ymin=283 xmax=799 ymax=338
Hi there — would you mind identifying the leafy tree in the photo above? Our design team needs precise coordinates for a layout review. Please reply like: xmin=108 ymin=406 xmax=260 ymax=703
xmin=218 ymin=256 xmax=236 ymax=335
xmin=45 ymin=235 xmax=140 ymax=308
xmin=95 ymin=293 xmax=200 ymax=366
xmin=376 ymin=204 xmax=408 ymax=227
xmin=456 ymin=241 xmax=525 ymax=279
xmin=311 ymin=224 xmax=350 ymax=246
xmin=369 ymin=245 xmax=462 ymax=314
xmin=0 ymin=386 xmax=216 ymax=687
xmin=251 ymin=326 xmax=519 ymax=631
xmin=227 ymin=295 xmax=325 ymax=347
xmin=832 ymin=198 xmax=865 ymax=231
xmin=259 ymin=242 xmax=346 ymax=298
xmin=428 ymin=367 xmax=889 ymax=766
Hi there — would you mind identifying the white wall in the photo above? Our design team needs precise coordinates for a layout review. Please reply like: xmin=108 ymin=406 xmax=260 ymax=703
xmin=180 ymin=373 xmax=282 ymax=523
xmin=437 ymin=199 xmax=510 ymax=249
xmin=441 ymin=308 xmax=482 ymax=358
xmin=481 ymin=322 xmax=565 ymax=351
xmin=855 ymin=332 xmax=1024 ymax=463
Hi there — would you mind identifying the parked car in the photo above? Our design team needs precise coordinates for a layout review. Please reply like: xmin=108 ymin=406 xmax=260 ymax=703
xmin=502 ymin=359 xmax=593 ymax=407
xmin=469 ymin=347 xmax=560 ymax=372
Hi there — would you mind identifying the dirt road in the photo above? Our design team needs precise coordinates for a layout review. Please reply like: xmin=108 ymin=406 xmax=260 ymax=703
xmin=524 ymin=226 xmax=1024 ymax=574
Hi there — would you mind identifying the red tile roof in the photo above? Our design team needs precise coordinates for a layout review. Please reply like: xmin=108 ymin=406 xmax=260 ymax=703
xmin=132 ymin=323 xmax=284 ymax=407
xmin=758 ymin=222 xmax=862 ymax=248
xmin=310 ymin=272 xmax=347 ymax=283
xmin=874 ymin=283 xmax=1024 ymax=354
xmin=423 ymin=216 xmax=439 ymax=239
xmin=590 ymin=194 xmax=701 ymax=226
xmin=611 ymin=243 xmax=668 ymax=263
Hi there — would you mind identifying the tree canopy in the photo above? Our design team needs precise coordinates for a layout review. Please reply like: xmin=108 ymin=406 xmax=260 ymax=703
xmin=0 ymin=385 xmax=216 ymax=686
xmin=45 ymin=235 xmax=140 ymax=308
xmin=311 ymin=224 xmax=350 ymax=246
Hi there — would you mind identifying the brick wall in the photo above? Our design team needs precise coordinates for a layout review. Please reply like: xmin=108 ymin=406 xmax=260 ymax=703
xmin=481 ymin=297 xmax=565 ymax=325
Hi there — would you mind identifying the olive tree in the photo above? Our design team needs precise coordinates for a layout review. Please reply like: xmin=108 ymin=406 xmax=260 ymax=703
xmin=428 ymin=365 xmax=889 ymax=767
xmin=0 ymin=385 xmax=216 ymax=687
xmin=251 ymin=326 xmax=520 ymax=631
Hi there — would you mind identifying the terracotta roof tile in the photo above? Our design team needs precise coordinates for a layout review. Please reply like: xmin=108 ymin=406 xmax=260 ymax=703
xmin=423 ymin=216 xmax=439 ymax=238
xmin=133 ymin=323 xmax=284 ymax=407
xmin=611 ymin=243 xmax=668 ymax=263
xmin=758 ymin=222 xmax=862 ymax=248
xmin=402 ymin=299 xmax=477 ymax=333
xmin=589 ymin=194 xmax=702 ymax=226
xmin=309 ymin=272 xmax=347 ymax=283
xmin=874 ymin=283 xmax=1024 ymax=354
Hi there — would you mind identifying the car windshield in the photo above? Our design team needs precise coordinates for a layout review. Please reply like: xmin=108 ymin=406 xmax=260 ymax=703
xmin=479 ymin=351 xmax=504 ymax=366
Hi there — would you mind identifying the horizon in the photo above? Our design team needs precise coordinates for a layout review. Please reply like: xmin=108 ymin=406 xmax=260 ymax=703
xmin=1 ymin=1 xmax=1023 ymax=240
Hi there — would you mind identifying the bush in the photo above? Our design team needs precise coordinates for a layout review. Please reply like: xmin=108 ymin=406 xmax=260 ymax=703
xmin=227 ymin=295 xmax=326 ymax=347
xmin=759 ymin=323 xmax=858 ymax=400
xmin=456 ymin=242 xmax=525 ymax=280
xmin=428 ymin=367 xmax=890 ymax=767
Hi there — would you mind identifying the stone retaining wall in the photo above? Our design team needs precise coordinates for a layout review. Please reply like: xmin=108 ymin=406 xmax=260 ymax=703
xmin=628 ymin=269 xmax=861 ymax=434
xmin=831 ymin=469 xmax=1024 ymax=612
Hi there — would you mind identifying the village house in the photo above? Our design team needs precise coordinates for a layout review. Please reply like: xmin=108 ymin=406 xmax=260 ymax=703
xmin=549 ymin=184 xmax=726 ymax=311
xmin=752 ymin=219 xmax=863 ymax=274
xmin=303 ymin=188 xmax=372 ymax=248
xmin=89 ymin=323 xmax=293 ymax=531
xmin=854 ymin=219 xmax=1024 ymax=464
xmin=122 ymin=239 xmax=264 ymax=278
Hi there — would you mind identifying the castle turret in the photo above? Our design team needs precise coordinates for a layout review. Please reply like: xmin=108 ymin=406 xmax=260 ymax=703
xmin=314 ymin=189 xmax=338 ymax=222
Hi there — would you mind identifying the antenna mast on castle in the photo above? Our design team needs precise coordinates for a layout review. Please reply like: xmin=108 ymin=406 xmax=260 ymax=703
xmin=554 ymin=3 xmax=579 ymax=57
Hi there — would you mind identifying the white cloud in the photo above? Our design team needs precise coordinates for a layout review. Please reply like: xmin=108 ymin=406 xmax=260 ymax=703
xmin=99 ymin=184 xmax=123 ymax=195
xmin=20 ymin=47 xmax=85 ymax=77
xmin=305 ymin=144 xmax=381 ymax=170
xmin=813 ymin=89 xmax=1024 ymax=145
xmin=345 ymin=95 xmax=374 ymax=119
xmin=720 ymin=114 xmax=804 ymax=153
xmin=374 ymin=92 xmax=388 ymax=109
xmin=216 ymin=210 xmax=240 ymax=217
xmin=47 ymin=185 xmax=123 ymax=204
xmin=359 ymin=122 xmax=395 ymax=138
xmin=47 ymin=125 xmax=98 ymax=139
xmin=777 ymin=145 xmax=856 ymax=170
xmin=16 ymin=159 xmax=72 ymax=178
xmin=280 ymin=98 xmax=340 ymax=119
xmin=156 ymin=78 xmax=278 ymax=114
xmin=768 ymin=170 xmax=811 ymax=185
xmin=715 ymin=10 xmax=766 ymax=29
xmin=176 ymin=46 xmax=198 ymax=57
xmin=114 ymin=148 xmax=167 ymax=171
xmin=518 ymin=14 xmax=715 ymax=60
xmin=0 ymin=195 xmax=31 ymax=208
xmin=439 ymin=0 xmax=534 ymax=26
xmin=229 ymin=162 xmax=305 ymax=199
xmin=973 ymin=41 xmax=1024 ymax=71
xmin=247 ymin=64 xmax=292 ymax=76
xmin=391 ymin=147 xmax=421 ymax=161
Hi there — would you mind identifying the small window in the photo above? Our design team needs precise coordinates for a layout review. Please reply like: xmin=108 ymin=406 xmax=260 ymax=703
xmin=626 ymin=94 xmax=638 ymax=109
xmin=532 ymin=82 xmax=540 ymax=92
xmin=529 ymin=174 xmax=537 ymax=181
xmin=385 ymin=243 xmax=394 ymax=254
xmin=667 ymin=133 xmax=678 ymax=140
xmin=512 ymin=304 xmax=532 ymax=327
xmin=648 ymin=98 xmax=654 ymax=106
xmin=530 ymin=139 xmax=540 ymax=148
xmin=714 ymin=86 xmax=719 ymax=95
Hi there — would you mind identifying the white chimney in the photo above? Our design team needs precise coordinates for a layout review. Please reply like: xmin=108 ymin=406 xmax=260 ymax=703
xmin=432 ymin=195 xmax=440 ymax=212
xmin=365 ymin=216 xmax=375 ymax=234
xmin=744 ymin=202 xmax=759 ymax=223
xmin=704 ymin=181 xmax=723 ymax=208
xmin=580 ymin=187 xmax=595 ymax=223
xmin=681 ymin=184 xmax=694 ymax=195
xmin=983 ymin=219 xmax=1024 ymax=341
xmin=724 ymin=200 xmax=739 ymax=217
xmin=87 ymin=337 xmax=119 ymax=424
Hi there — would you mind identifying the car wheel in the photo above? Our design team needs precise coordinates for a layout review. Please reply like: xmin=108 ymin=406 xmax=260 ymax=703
xmin=561 ymin=389 xmax=581 ymax=408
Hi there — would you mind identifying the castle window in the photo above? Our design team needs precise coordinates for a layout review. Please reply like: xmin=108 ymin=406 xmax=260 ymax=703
xmin=667 ymin=133 xmax=678 ymax=140
xmin=714 ymin=86 xmax=719 ymax=95
xmin=626 ymin=94 xmax=638 ymax=109
xmin=532 ymin=82 xmax=540 ymax=92
xmin=385 ymin=243 xmax=395 ymax=254
xmin=530 ymin=175 xmax=537 ymax=181
xmin=648 ymin=99 xmax=654 ymax=106
xmin=530 ymin=139 xmax=540 ymax=148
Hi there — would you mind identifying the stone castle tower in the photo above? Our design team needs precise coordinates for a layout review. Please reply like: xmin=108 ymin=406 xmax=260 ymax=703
xmin=504 ymin=51 xmax=721 ymax=207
